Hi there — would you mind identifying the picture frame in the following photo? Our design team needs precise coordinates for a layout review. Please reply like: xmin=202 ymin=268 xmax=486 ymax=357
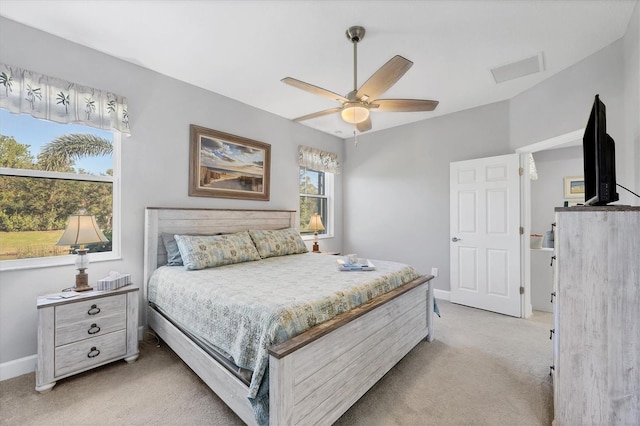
xmin=563 ymin=176 xmax=585 ymax=199
xmin=189 ymin=125 xmax=270 ymax=200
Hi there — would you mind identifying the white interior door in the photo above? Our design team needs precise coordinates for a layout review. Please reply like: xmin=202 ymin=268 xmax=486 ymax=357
xmin=450 ymin=153 xmax=521 ymax=317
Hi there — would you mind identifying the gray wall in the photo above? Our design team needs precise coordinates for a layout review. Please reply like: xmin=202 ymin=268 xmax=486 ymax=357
xmin=342 ymin=101 xmax=511 ymax=291
xmin=623 ymin=1 xmax=639 ymax=198
xmin=1 ymin=1 xmax=639 ymax=368
xmin=509 ymin=39 xmax=625 ymax=151
xmin=510 ymin=32 xmax=638 ymax=206
xmin=343 ymin=10 xmax=638 ymax=295
xmin=0 ymin=17 xmax=344 ymax=364
xmin=530 ymin=147 xmax=584 ymax=234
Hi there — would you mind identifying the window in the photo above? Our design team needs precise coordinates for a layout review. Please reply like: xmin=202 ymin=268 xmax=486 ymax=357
xmin=299 ymin=167 xmax=333 ymax=237
xmin=0 ymin=109 xmax=120 ymax=269
xmin=297 ymin=145 xmax=339 ymax=238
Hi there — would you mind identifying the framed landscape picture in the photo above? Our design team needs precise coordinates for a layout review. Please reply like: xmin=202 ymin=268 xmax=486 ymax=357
xmin=563 ymin=176 xmax=585 ymax=199
xmin=189 ymin=125 xmax=270 ymax=200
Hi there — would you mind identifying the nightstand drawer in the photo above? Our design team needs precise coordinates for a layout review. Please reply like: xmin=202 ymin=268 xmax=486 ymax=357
xmin=55 ymin=329 xmax=126 ymax=377
xmin=55 ymin=294 xmax=126 ymax=327
xmin=55 ymin=313 xmax=126 ymax=346
xmin=37 ymin=286 xmax=139 ymax=393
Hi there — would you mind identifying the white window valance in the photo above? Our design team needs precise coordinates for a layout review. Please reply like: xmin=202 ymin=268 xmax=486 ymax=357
xmin=0 ymin=63 xmax=130 ymax=134
xmin=298 ymin=145 xmax=340 ymax=174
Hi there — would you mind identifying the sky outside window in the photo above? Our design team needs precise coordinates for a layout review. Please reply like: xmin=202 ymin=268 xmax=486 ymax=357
xmin=0 ymin=109 xmax=112 ymax=174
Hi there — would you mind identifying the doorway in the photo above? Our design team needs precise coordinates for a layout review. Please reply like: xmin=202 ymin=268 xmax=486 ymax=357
xmin=517 ymin=129 xmax=584 ymax=317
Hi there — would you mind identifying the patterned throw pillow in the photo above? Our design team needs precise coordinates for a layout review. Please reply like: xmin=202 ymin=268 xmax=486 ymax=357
xmin=248 ymin=228 xmax=308 ymax=259
xmin=174 ymin=231 xmax=261 ymax=270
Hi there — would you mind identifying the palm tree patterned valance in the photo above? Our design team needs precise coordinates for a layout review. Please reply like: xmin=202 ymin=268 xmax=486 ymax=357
xmin=0 ymin=63 xmax=130 ymax=134
xmin=298 ymin=145 xmax=340 ymax=174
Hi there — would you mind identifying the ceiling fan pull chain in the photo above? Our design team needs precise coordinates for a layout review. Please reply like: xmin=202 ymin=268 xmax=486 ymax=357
xmin=354 ymin=129 xmax=358 ymax=147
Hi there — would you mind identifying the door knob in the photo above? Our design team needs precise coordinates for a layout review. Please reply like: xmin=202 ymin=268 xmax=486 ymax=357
xmin=452 ymin=237 xmax=462 ymax=242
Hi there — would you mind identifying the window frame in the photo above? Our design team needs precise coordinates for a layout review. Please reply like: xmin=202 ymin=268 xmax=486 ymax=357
xmin=0 ymin=133 xmax=121 ymax=271
xmin=299 ymin=167 xmax=334 ymax=241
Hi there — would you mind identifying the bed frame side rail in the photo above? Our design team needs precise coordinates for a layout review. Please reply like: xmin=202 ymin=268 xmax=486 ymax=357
xmin=147 ymin=306 xmax=258 ymax=425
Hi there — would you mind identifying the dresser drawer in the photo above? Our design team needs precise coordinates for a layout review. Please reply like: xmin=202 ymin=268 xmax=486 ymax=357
xmin=55 ymin=329 xmax=126 ymax=377
xmin=55 ymin=294 xmax=126 ymax=327
xmin=55 ymin=313 xmax=126 ymax=346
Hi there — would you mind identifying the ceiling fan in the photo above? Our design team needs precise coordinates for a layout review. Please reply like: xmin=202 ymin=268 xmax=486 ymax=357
xmin=282 ymin=26 xmax=439 ymax=132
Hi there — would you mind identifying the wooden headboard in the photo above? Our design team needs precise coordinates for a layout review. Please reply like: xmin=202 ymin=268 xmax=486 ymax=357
xmin=143 ymin=207 xmax=296 ymax=297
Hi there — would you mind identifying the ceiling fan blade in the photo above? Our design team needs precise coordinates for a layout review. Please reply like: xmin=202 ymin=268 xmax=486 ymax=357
xmin=356 ymin=55 xmax=413 ymax=101
xmin=372 ymin=99 xmax=439 ymax=112
xmin=282 ymin=77 xmax=348 ymax=103
xmin=356 ymin=117 xmax=372 ymax=132
xmin=293 ymin=107 xmax=342 ymax=122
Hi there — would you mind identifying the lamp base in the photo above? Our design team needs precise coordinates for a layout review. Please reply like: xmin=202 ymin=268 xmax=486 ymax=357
xmin=312 ymin=242 xmax=320 ymax=252
xmin=74 ymin=270 xmax=93 ymax=292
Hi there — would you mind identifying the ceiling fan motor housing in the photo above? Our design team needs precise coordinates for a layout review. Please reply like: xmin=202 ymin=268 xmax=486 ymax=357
xmin=282 ymin=24 xmax=438 ymax=132
xmin=346 ymin=26 xmax=365 ymax=43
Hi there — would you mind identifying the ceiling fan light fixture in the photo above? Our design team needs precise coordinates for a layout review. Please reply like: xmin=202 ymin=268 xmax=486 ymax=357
xmin=282 ymin=25 xmax=438 ymax=132
xmin=341 ymin=104 xmax=369 ymax=124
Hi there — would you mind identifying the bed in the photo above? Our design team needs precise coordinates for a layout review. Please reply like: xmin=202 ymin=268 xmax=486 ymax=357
xmin=143 ymin=207 xmax=434 ymax=425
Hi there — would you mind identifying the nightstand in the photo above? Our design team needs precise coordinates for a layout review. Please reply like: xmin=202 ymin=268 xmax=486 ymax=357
xmin=36 ymin=285 xmax=139 ymax=392
xmin=313 ymin=251 xmax=341 ymax=255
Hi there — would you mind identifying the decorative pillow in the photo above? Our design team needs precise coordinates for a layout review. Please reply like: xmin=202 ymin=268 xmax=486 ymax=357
xmin=161 ymin=233 xmax=183 ymax=266
xmin=174 ymin=231 xmax=261 ymax=270
xmin=248 ymin=228 xmax=308 ymax=259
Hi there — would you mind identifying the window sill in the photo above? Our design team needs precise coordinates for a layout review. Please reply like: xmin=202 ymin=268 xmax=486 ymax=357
xmin=0 ymin=252 xmax=122 ymax=272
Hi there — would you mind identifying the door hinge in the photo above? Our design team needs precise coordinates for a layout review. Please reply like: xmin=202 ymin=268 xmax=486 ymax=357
xmin=520 ymin=286 xmax=525 ymax=295
xmin=519 ymin=167 xmax=524 ymax=176
xmin=519 ymin=226 xmax=524 ymax=235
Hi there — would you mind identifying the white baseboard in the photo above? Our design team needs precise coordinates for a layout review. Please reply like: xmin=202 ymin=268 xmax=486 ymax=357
xmin=0 ymin=354 xmax=36 ymax=381
xmin=434 ymin=289 xmax=451 ymax=301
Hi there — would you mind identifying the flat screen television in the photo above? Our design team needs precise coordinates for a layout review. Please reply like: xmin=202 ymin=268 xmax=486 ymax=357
xmin=583 ymin=94 xmax=618 ymax=205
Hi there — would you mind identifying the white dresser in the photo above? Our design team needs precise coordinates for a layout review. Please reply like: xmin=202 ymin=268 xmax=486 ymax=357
xmin=36 ymin=285 xmax=139 ymax=392
xmin=553 ymin=206 xmax=640 ymax=425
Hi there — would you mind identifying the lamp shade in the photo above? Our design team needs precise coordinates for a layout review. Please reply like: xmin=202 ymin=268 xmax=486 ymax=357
xmin=57 ymin=213 xmax=109 ymax=246
xmin=307 ymin=213 xmax=325 ymax=232
xmin=341 ymin=105 xmax=369 ymax=124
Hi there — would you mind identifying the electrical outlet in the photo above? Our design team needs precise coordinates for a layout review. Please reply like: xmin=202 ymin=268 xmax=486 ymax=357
xmin=431 ymin=267 xmax=438 ymax=277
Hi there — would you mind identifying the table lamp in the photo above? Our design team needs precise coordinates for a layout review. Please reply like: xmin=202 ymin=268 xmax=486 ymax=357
xmin=57 ymin=210 xmax=109 ymax=292
xmin=307 ymin=213 xmax=325 ymax=253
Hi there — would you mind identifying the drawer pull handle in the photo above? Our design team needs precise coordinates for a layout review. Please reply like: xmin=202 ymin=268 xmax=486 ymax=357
xmin=87 ymin=304 xmax=101 ymax=315
xmin=88 ymin=324 xmax=101 ymax=335
xmin=87 ymin=347 xmax=100 ymax=358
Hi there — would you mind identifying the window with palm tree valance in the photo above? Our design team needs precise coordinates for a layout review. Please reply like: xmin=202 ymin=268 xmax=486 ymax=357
xmin=298 ymin=145 xmax=337 ymax=238
xmin=298 ymin=145 xmax=340 ymax=174
xmin=0 ymin=63 xmax=130 ymax=134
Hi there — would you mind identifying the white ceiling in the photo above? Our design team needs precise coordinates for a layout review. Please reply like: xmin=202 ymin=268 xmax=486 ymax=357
xmin=0 ymin=0 xmax=636 ymax=138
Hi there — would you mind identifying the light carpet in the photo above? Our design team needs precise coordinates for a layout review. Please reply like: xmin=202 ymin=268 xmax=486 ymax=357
xmin=0 ymin=301 xmax=553 ymax=425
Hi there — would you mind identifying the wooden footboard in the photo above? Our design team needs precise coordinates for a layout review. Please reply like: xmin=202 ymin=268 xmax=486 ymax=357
xmin=148 ymin=275 xmax=432 ymax=426
xmin=269 ymin=277 xmax=432 ymax=425
xmin=144 ymin=208 xmax=435 ymax=426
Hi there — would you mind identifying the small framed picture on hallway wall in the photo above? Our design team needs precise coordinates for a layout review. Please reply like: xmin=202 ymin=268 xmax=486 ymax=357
xmin=563 ymin=176 xmax=584 ymax=200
